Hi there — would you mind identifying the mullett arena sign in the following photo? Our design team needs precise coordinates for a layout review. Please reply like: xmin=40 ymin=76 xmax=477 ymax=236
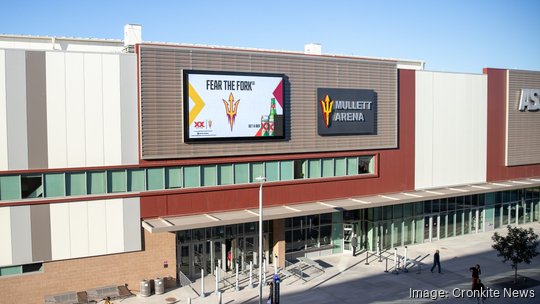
xmin=317 ymin=88 xmax=377 ymax=135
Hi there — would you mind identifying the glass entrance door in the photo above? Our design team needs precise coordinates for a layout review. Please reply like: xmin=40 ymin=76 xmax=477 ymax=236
xmin=343 ymin=224 xmax=353 ymax=252
xmin=424 ymin=215 xmax=439 ymax=242
xmin=178 ymin=245 xmax=189 ymax=279
xmin=192 ymin=242 xmax=205 ymax=278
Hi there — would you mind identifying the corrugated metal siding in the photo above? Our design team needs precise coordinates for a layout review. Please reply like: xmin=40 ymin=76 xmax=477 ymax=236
xmin=140 ymin=45 xmax=397 ymax=159
xmin=506 ymin=70 xmax=540 ymax=166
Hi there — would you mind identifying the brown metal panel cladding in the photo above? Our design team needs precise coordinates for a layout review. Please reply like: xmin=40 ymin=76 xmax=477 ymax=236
xmin=30 ymin=204 xmax=51 ymax=262
xmin=139 ymin=69 xmax=415 ymax=218
xmin=484 ymin=68 xmax=540 ymax=181
xmin=139 ymin=45 xmax=397 ymax=159
xmin=25 ymin=51 xmax=48 ymax=169
xmin=506 ymin=70 xmax=540 ymax=166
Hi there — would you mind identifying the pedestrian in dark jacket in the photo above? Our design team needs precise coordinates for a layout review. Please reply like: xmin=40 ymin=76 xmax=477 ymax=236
xmin=431 ymin=249 xmax=441 ymax=273
xmin=351 ymin=234 xmax=358 ymax=257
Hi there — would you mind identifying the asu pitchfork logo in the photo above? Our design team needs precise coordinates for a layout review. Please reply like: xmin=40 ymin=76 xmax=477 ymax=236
xmin=320 ymin=94 xmax=334 ymax=128
xmin=223 ymin=93 xmax=240 ymax=131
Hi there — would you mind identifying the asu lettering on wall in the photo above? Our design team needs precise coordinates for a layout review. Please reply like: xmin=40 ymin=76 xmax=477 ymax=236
xmin=184 ymin=70 xmax=285 ymax=141
xmin=317 ymin=88 xmax=377 ymax=136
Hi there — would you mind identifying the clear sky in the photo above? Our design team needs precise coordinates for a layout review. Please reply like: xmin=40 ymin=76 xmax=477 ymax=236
xmin=1 ymin=0 xmax=539 ymax=73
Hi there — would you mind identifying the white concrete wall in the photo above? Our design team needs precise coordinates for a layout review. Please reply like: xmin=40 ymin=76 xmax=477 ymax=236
xmin=0 ymin=50 xmax=29 ymax=171
xmin=415 ymin=71 xmax=487 ymax=189
xmin=43 ymin=51 xmax=138 ymax=169
xmin=1 ymin=198 xmax=141 ymax=267
xmin=0 ymin=48 xmax=137 ymax=171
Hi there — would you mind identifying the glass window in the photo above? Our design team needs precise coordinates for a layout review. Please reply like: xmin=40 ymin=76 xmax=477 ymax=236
xmin=393 ymin=204 xmax=403 ymax=219
xmin=67 ymin=172 xmax=86 ymax=196
xmin=279 ymin=161 xmax=293 ymax=181
xmin=285 ymin=218 xmax=292 ymax=229
xmin=335 ymin=158 xmax=346 ymax=176
xmin=424 ymin=200 xmax=432 ymax=214
xmin=87 ymin=171 xmax=106 ymax=194
xmin=307 ymin=214 xmax=320 ymax=227
xmin=107 ymin=170 xmax=126 ymax=193
xmin=0 ymin=265 xmax=22 ymax=276
xmin=383 ymin=206 xmax=393 ymax=220
xmin=447 ymin=197 xmax=456 ymax=211
xmin=166 ymin=167 xmax=182 ymax=189
xmin=44 ymin=173 xmax=65 ymax=197
xmin=320 ymin=213 xmax=332 ymax=225
xmin=202 ymin=165 xmax=217 ymax=186
xmin=265 ymin=161 xmax=279 ymax=182
xmin=432 ymin=200 xmax=440 ymax=213
xmin=321 ymin=159 xmax=334 ymax=177
xmin=250 ymin=162 xmax=264 ymax=182
xmin=415 ymin=202 xmax=424 ymax=216
xmin=21 ymin=174 xmax=43 ymax=198
xmin=347 ymin=157 xmax=358 ymax=175
xmin=225 ymin=225 xmax=236 ymax=238
xmin=358 ymin=156 xmax=375 ymax=174
xmin=0 ymin=175 xmax=21 ymax=200
xmin=293 ymin=160 xmax=305 ymax=179
xmin=127 ymin=169 xmax=145 ymax=191
xmin=234 ymin=163 xmax=249 ymax=184
xmin=403 ymin=203 xmax=414 ymax=218
xmin=308 ymin=159 xmax=321 ymax=178
xmin=22 ymin=263 xmax=43 ymax=273
xmin=218 ymin=164 xmax=233 ymax=185
xmin=147 ymin=168 xmax=165 ymax=190
xmin=184 ymin=166 xmax=201 ymax=188
xmin=320 ymin=225 xmax=332 ymax=246
xmin=292 ymin=229 xmax=305 ymax=251
xmin=293 ymin=216 xmax=306 ymax=229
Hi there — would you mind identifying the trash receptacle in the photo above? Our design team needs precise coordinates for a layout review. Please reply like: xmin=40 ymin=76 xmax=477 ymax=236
xmin=155 ymin=277 xmax=165 ymax=295
xmin=140 ymin=279 xmax=151 ymax=297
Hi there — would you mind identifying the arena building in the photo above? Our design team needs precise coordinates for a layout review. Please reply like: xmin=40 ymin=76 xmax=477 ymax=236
xmin=0 ymin=25 xmax=539 ymax=303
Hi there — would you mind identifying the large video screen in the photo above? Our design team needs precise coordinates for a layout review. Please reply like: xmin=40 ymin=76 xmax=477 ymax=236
xmin=184 ymin=70 xmax=285 ymax=141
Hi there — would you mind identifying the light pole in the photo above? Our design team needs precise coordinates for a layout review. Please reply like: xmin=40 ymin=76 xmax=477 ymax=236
xmin=255 ymin=176 xmax=266 ymax=304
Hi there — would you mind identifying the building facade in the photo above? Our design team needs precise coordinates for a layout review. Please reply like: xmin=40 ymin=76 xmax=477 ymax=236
xmin=0 ymin=27 xmax=539 ymax=303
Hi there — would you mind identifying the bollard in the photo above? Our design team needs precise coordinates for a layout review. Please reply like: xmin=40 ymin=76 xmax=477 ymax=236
xmin=235 ymin=262 xmax=239 ymax=291
xmin=215 ymin=266 xmax=219 ymax=294
xmin=377 ymin=241 xmax=382 ymax=262
xmin=384 ymin=257 xmax=389 ymax=272
xmin=249 ymin=261 xmax=253 ymax=288
xmin=201 ymin=269 xmax=205 ymax=298
xmin=393 ymin=248 xmax=398 ymax=274
xmin=365 ymin=250 xmax=369 ymax=265
xmin=188 ymin=297 xmax=191 ymax=304
xmin=274 ymin=256 xmax=278 ymax=275
xmin=217 ymin=291 xmax=222 ymax=304
xmin=403 ymin=246 xmax=409 ymax=273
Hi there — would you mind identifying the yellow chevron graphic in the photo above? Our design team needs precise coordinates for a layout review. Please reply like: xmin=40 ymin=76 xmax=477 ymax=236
xmin=188 ymin=83 xmax=205 ymax=125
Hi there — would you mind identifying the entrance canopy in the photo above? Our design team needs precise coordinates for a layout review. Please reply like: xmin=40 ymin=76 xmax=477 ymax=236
xmin=142 ymin=177 xmax=540 ymax=233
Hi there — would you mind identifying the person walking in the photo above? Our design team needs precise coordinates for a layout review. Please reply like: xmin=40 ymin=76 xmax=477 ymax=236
xmin=351 ymin=234 xmax=358 ymax=257
xmin=431 ymin=249 xmax=441 ymax=273
xmin=470 ymin=264 xmax=481 ymax=288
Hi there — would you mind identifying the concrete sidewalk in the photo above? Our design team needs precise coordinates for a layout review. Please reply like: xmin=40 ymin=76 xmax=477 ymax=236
xmin=117 ymin=223 xmax=540 ymax=304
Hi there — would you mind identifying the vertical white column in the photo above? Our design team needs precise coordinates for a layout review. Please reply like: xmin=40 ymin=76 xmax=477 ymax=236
xmin=201 ymin=269 xmax=205 ymax=298
xmin=235 ymin=262 xmax=239 ymax=291
xmin=249 ymin=261 xmax=253 ymax=288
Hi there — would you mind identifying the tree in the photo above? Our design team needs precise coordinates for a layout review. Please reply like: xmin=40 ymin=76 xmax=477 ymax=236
xmin=492 ymin=225 xmax=539 ymax=284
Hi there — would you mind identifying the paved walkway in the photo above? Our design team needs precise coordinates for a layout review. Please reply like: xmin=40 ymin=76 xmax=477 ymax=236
xmin=117 ymin=223 xmax=540 ymax=304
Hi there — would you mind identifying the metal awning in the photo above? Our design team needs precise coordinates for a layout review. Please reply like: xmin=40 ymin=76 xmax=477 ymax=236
xmin=142 ymin=177 xmax=540 ymax=233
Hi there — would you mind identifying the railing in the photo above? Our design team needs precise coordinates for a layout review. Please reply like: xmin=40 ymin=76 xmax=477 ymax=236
xmin=178 ymin=270 xmax=193 ymax=287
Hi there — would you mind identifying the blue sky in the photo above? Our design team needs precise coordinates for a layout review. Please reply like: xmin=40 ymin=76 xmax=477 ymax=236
xmin=1 ymin=0 xmax=539 ymax=73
